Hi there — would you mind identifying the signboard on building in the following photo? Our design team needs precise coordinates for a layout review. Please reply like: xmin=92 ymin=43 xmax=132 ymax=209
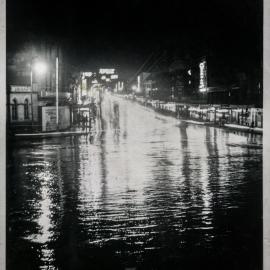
xmin=82 ymin=78 xmax=87 ymax=96
xmin=11 ymin=85 xmax=31 ymax=92
xmin=199 ymin=60 xmax=207 ymax=92
xmin=42 ymin=106 xmax=70 ymax=131
xmin=111 ymin=74 xmax=118 ymax=79
xmin=99 ymin=69 xmax=115 ymax=75
xmin=82 ymin=72 xmax=93 ymax=77
xmin=40 ymin=91 xmax=71 ymax=99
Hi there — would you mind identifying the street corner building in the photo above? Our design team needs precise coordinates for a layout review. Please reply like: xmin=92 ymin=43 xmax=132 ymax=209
xmin=7 ymin=41 xmax=72 ymax=134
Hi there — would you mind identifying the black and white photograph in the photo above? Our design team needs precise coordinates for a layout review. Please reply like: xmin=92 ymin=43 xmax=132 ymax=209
xmin=2 ymin=0 xmax=266 ymax=269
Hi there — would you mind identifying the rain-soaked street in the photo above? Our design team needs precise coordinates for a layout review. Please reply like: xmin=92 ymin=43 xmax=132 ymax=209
xmin=7 ymin=94 xmax=262 ymax=270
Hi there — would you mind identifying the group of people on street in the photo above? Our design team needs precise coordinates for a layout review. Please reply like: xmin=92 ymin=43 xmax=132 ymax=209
xmin=76 ymin=102 xmax=98 ymax=130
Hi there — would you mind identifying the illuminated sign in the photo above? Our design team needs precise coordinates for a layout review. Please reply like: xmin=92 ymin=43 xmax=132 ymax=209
xmin=82 ymin=78 xmax=87 ymax=96
xmin=111 ymin=74 xmax=118 ymax=79
xmin=119 ymin=81 xmax=124 ymax=91
xmin=199 ymin=60 xmax=207 ymax=92
xmin=106 ymin=78 xmax=111 ymax=82
xmin=82 ymin=72 xmax=92 ymax=77
xmin=99 ymin=69 xmax=115 ymax=75
xmin=137 ymin=75 xmax=141 ymax=92
xmin=101 ymin=75 xmax=106 ymax=80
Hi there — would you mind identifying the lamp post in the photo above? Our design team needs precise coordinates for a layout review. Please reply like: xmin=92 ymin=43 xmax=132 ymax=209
xmin=30 ymin=60 xmax=47 ymax=129
xmin=30 ymin=69 xmax=34 ymax=127
xmin=56 ymin=57 xmax=59 ymax=130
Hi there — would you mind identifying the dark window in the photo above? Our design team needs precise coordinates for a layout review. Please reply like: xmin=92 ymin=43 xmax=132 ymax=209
xmin=11 ymin=98 xmax=18 ymax=120
xmin=24 ymin=99 xmax=29 ymax=119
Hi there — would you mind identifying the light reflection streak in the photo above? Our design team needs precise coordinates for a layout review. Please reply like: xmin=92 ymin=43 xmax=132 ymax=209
xmin=8 ymin=93 xmax=262 ymax=269
xmin=24 ymin=166 xmax=55 ymax=267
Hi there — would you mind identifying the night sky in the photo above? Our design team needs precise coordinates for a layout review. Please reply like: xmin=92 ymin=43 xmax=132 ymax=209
xmin=7 ymin=0 xmax=262 ymax=78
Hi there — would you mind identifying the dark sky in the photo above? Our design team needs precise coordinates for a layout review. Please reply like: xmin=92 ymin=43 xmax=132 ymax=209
xmin=7 ymin=0 xmax=262 ymax=77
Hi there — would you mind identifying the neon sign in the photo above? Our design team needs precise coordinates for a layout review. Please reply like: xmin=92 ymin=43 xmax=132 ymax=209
xmin=199 ymin=60 xmax=207 ymax=92
xmin=82 ymin=72 xmax=92 ymax=77
xmin=111 ymin=74 xmax=118 ymax=79
xmin=99 ymin=69 xmax=115 ymax=75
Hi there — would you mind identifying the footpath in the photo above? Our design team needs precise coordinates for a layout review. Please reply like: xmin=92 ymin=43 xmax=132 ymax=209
xmin=14 ymin=129 xmax=89 ymax=139
xmin=181 ymin=119 xmax=263 ymax=134
xmin=120 ymin=94 xmax=263 ymax=135
xmin=12 ymin=126 xmax=91 ymax=139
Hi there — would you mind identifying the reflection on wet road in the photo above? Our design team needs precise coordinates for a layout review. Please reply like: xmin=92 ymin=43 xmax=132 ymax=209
xmin=7 ymin=95 xmax=262 ymax=270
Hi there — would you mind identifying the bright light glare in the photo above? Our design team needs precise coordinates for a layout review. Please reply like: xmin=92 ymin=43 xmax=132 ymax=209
xmin=34 ymin=62 xmax=47 ymax=74
xmin=132 ymin=85 xmax=137 ymax=91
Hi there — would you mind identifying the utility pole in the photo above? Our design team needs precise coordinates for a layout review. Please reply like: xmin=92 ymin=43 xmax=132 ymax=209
xmin=30 ymin=69 xmax=34 ymax=128
xmin=56 ymin=57 xmax=59 ymax=130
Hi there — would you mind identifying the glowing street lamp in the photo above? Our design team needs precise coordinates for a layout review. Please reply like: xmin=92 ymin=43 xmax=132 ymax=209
xmin=30 ymin=61 xmax=47 ymax=89
xmin=30 ymin=60 xmax=47 ymax=127
xmin=33 ymin=62 xmax=47 ymax=75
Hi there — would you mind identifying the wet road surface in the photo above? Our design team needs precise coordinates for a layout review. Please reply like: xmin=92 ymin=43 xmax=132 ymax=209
xmin=7 ymin=94 xmax=262 ymax=270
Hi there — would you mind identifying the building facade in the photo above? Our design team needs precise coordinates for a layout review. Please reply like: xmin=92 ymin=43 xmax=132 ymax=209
xmin=7 ymin=41 xmax=72 ymax=132
xmin=8 ymin=85 xmax=38 ymax=128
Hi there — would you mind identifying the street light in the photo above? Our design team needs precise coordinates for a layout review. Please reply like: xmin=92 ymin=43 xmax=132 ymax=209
xmin=30 ymin=60 xmax=47 ymax=128
xmin=33 ymin=62 xmax=47 ymax=75
xmin=30 ymin=58 xmax=60 ymax=131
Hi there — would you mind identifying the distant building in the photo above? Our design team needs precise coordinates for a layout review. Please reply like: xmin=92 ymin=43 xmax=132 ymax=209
xmin=138 ymin=72 xmax=151 ymax=96
xmin=145 ymin=53 xmax=262 ymax=107
xmin=205 ymin=55 xmax=262 ymax=106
